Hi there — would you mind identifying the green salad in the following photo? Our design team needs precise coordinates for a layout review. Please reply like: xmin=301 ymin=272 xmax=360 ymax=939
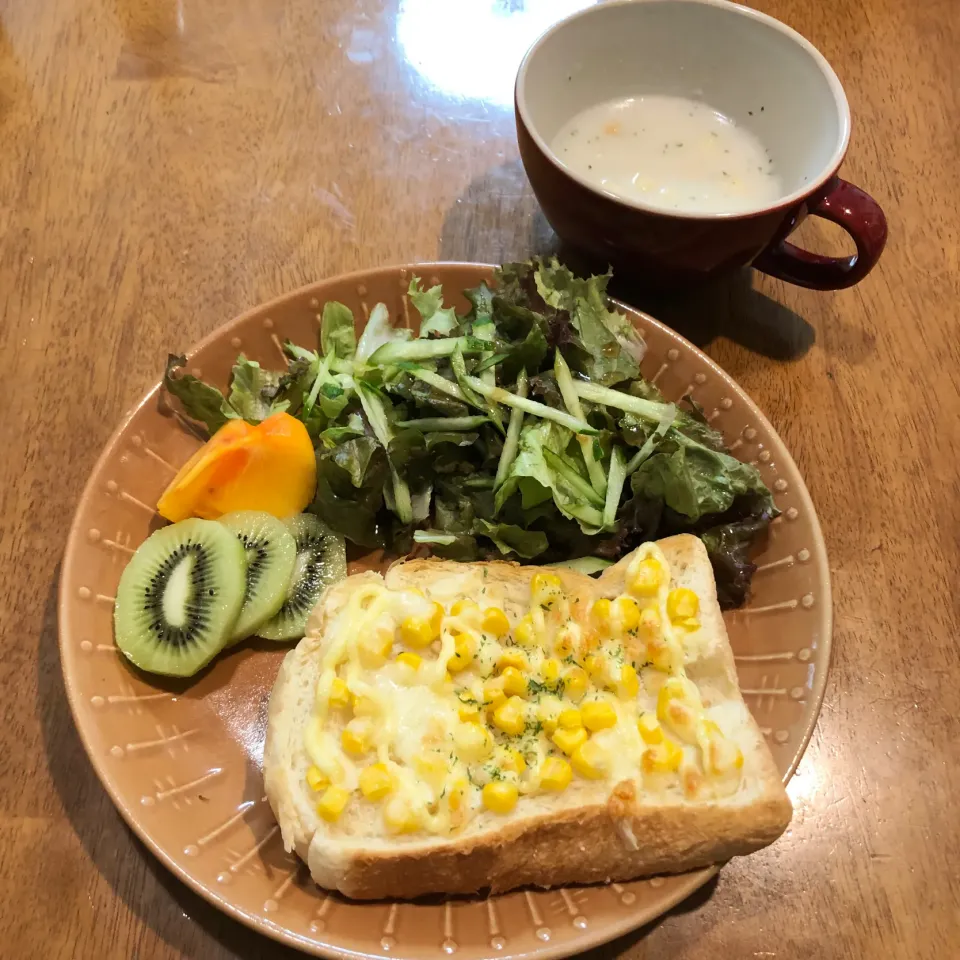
xmin=164 ymin=258 xmax=778 ymax=607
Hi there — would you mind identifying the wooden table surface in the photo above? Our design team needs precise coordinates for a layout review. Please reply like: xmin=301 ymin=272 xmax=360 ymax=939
xmin=1 ymin=0 xmax=958 ymax=957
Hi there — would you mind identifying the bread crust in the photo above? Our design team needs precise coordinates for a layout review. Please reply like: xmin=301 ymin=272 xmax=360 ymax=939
xmin=264 ymin=537 xmax=792 ymax=899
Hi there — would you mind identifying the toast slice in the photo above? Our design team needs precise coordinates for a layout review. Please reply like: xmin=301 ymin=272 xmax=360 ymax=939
xmin=264 ymin=535 xmax=791 ymax=899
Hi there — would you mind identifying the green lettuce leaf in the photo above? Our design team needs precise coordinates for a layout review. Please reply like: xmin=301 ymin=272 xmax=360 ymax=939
xmin=310 ymin=437 xmax=388 ymax=547
xmin=495 ymin=420 xmax=604 ymax=533
xmin=464 ymin=281 xmax=495 ymax=327
xmin=534 ymin=259 xmax=644 ymax=385
xmin=409 ymin=277 xmax=459 ymax=338
xmin=320 ymin=301 xmax=357 ymax=360
xmin=472 ymin=520 xmax=548 ymax=558
xmin=629 ymin=433 xmax=774 ymax=522
xmin=356 ymin=303 xmax=411 ymax=363
xmin=162 ymin=354 xmax=235 ymax=434
xmin=226 ymin=355 xmax=288 ymax=422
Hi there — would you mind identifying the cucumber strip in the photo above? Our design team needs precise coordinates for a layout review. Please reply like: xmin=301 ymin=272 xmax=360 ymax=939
xmin=396 ymin=416 xmax=489 ymax=431
xmin=602 ymin=445 xmax=627 ymax=529
xmin=554 ymin=352 xmax=607 ymax=494
xmin=356 ymin=382 xmax=413 ymax=524
xmin=625 ymin=405 xmax=677 ymax=474
xmin=450 ymin=347 xmax=487 ymax=409
xmin=413 ymin=530 xmax=458 ymax=545
xmin=494 ymin=368 xmax=528 ymax=490
xmin=368 ymin=336 xmax=488 ymax=366
xmin=452 ymin=348 xmax=504 ymax=434
xmin=473 ymin=351 xmax=509 ymax=374
xmin=464 ymin=376 xmax=598 ymax=436
xmin=572 ymin=380 xmax=674 ymax=422
xmin=542 ymin=448 xmax=606 ymax=508
xmin=474 ymin=320 xmax=497 ymax=387
xmin=408 ymin=368 xmax=469 ymax=403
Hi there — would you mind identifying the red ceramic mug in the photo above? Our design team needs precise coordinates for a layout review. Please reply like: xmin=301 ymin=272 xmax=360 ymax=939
xmin=515 ymin=0 xmax=887 ymax=289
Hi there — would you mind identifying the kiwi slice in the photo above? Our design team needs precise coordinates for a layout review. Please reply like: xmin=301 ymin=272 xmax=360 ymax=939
xmin=114 ymin=518 xmax=246 ymax=677
xmin=256 ymin=514 xmax=347 ymax=641
xmin=218 ymin=511 xmax=297 ymax=643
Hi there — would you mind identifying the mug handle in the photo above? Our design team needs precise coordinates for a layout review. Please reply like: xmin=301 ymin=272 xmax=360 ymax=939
xmin=752 ymin=178 xmax=887 ymax=290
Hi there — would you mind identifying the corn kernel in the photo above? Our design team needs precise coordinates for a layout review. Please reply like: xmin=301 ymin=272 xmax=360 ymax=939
xmin=657 ymin=676 xmax=703 ymax=742
xmin=639 ymin=605 xmax=662 ymax=637
xmin=413 ymin=752 xmax=447 ymax=785
xmin=454 ymin=721 xmax=493 ymax=761
xmin=667 ymin=588 xmax=699 ymax=622
xmin=447 ymin=776 xmax=468 ymax=813
xmin=495 ymin=746 xmax=526 ymax=774
xmin=628 ymin=556 xmax=663 ymax=597
xmin=554 ymin=623 xmax=577 ymax=658
xmin=514 ymin=613 xmax=537 ymax=646
xmin=676 ymin=616 xmax=701 ymax=632
xmin=591 ymin=597 xmax=612 ymax=631
xmin=482 ymin=781 xmax=519 ymax=814
xmin=582 ymin=700 xmax=617 ymax=731
xmin=539 ymin=756 xmax=572 ymax=791
xmin=699 ymin=718 xmax=722 ymax=739
xmin=638 ymin=712 xmax=664 ymax=745
xmin=616 ymin=663 xmax=640 ymax=700
xmin=353 ymin=696 xmax=379 ymax=717
xmin=358 ymin=629 xmax=393 ymax=667
xmin=395 ymin=651 xmax=421 ymax=671
xmin=580 ymin=629 xmax=600 ymax=655
xmin=399 ymin=611 xmax=440 ymax=648
xmin=562 ymin=667 xmax=588 ymax=702
xmin=584 ymin=654 xmax=607 ymax=685
xmin=642 ymin=738 xmax=683 ymax=773
xmin=571 ymin=739 xmax=610 ymax=779
xmin=551 ymin=726 xmax=588 ymax=755
xmin=542 ymin=658 xmax=561 ymax=686
xmin=558 ymin=707 xmax=583 ymax=729
xmin=306 ymin=765 xmax=328 ymax=792
xmin=447 ymin=632 xmax=476 ymax=673
xmin=697 ymin=719 xmax=744 ymax=775
xmin=614 ymin=595 xmax=642 ymax=632
xmin=358 ymin=764 xmax=393 ymax=800
xmin=650 ymin=638 xmax=679 ymax=674
xmin=383 ymin=795 xmax=420 ymax=834
xmin=451 ymin=598 xmax=480 ymax=618
xmin=316 ymin=785 xmax=350 ymax=821
xmin=482 ymin=606 xmax=510 ymax=637
xmin=537 ymin=695 xmax=563 ymax=733
xmin=483 ymin=678 xmax=507 ymax=711
xmin=493 ymin=696 xmax=527 ymax=736
xmin=530 ymin=571 xmax=563 ymax=608
xmin=458 ymin=701 xmax=481 ymax=722
xmin=341 ymin=722 xmax=371 ymax=755
xmin=498 ymin=649 xmax=527 ymax=671
xmin=501 ymin=666 xmax=528 ymax=698
xmin=328 ymin=677 xmax=352 ymax=710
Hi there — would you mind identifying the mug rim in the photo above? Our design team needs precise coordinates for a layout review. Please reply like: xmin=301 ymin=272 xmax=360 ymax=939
xmin=515 ymin=0 xmax=852 ymax=222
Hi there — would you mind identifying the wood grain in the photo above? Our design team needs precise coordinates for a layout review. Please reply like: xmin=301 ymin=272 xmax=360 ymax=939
xmin=0 ymin=0 xmax=957 ymax=958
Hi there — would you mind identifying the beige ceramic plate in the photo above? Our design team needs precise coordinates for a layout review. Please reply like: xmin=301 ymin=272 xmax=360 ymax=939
xmin=59 ymin=264 xmax=831 ymax=960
